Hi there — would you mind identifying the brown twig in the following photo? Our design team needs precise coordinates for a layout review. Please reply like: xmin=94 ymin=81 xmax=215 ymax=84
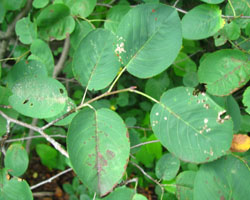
xmin=53 ymin=34 xmax=70 ymax=78
xmin=0 ymin=110 xmax=69 ymax=158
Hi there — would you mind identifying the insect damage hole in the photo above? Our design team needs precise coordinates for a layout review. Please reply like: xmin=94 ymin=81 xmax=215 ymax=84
xmin=59 ymin=88 xmax=64 ymax=94
xmin=217 ymin=110 xmax=230 ymax=124
xmin=23 ymin=99 xmax=29 ymax=104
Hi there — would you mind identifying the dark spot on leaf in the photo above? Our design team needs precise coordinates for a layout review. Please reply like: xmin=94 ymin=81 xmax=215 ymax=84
xmin=59 ymin=88 xmax=64 ymax=94
xmin=126 ymin=131 xmax=129 ymax=138
xmin=155 ymin=17 xmax=157 ymax=21
xmin=87 ymin=162 xmax=92 ymax=166
xmin=23 ymin=99 xmax=29 ymax=104
xmin=98 ymin=152 xmax=107 ymax=167
xmin=206 ymin=157 xmax=210 ymax=160
xmin=50 ymin=9 xmax=54 ymax=13
xmin=30 ymin=103 xmax=33 ymax=107
xmin=152 ymin=9 xmax=155 ymax=12
xmin=106 ymin=150 xmax=115 ymax=160
xmin=88 ymin=154 xmax=92 ymax=158
xmin=25 ymin=60 xmax=29 ymax=64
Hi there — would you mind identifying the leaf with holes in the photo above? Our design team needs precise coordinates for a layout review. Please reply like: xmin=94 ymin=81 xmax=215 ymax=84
xmin=67 ymin=108 xmax=130 ymax=196
xmin=198 ymin=49 xmax=250 ymax=96
xmin=9 ymin=76 xmax=68 ymax=119
xmin=150 ymin=87 xmax=233 ymax=163
xmin=116 ymin=3 xmax=182 ymax=78
xmin=72 ymin=29 xmax=120 ymax=90
xmin=182 ymin=4 xmax=224 ymax=40
xmin=194 ymin=155 xmax=250 ymax=199
xmin=4 ymin=144 xmax=29 ymax=177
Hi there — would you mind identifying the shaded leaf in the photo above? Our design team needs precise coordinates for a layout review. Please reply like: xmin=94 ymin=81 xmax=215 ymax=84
xmin=194 ymin=155 xmax=250 ymax=200
xmin=4 ymin=144 xmax=29 ymax=177
xmin=116 ymin=4 xmax=182 ymax=78
xmin=198 ymin=49 xmax=250 ymax=96
xmin=155 ymin=153 xmax=180 ymax=180
xmin=182 ymin=4 xmax=224 ymax=40
xmin=32 ymin=0 xmax=49 ymax=8
xmin=243 ymin=86 xmax=250 ymax=114
xmin=176 ymin=171 xmax=196 ymax=200
xmin=150 ymin=87 xmax=233 ymax=163
xmin=200 ymin=0 xmax=224 ymax=3
xmin=67 ymin=108 xmax=130 ymax=196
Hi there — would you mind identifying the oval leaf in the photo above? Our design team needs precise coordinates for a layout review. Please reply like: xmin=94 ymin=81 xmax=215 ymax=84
xmin=200 ymin=0 xmax=224 ymax=4
xmin=198 ymin=49 xmax=250 ymax=96
xmin=155 ymin=153 xmax=180 ymax=180
xmin=194 ymin=155 xmax=250 ymax=200
xmin=15 ymin=17 xmax=37 ymax=44
xmin=67 ymin=108 xmax=130 ymax=196
xmin=176 ymin=171 xmax=196 ymax=200
xmin=36 ymin=3 xmax=70 ymax=27
xmin=150 ymin=87 xmax=233 ymax=163
xmin=1 ymin=178 xmax=33 ymax=200
xmin=182 ymin=4 xmax=224 ymax=40
xmin=4 ymin=144 xmax=29 ymax=177
xmin=116 ymin=4 xmax=182 ymax=78
xmin=9 ymin=76 xmax=68 ymax=118
xmin=72 ymin=29 xmax=120 ymax=90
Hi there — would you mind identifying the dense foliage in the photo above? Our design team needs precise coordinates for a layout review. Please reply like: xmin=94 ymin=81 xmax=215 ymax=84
xmin=0 ymin=0 xmax=250 ymax=199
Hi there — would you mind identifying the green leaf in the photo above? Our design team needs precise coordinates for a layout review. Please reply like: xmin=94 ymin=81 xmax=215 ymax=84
xmin=29 ymin=39 xmax=54 ymax=76
xmin=6 ymin=60 xmax=48 ymax=89
xmin=4 ymin=144 xmax=29 ymax=177
xmin=225 ymin=0 xmax=250 ymax=28
xmin=36 ymin=3 xmax=70 ymax=27
xmin=104 ymin=186 xmax=135 ymax=200
xmin=224 ymin=21 xmax=241 ymax=40
xmin=155 ymin=153 xmax=180 ymax=180
xmin=135 ymin=134 xmax=162 ymax=168
xmin=45 ymin=98 xmax=78 ymax=126
xmin=133 ymin=194 xmax=148 ymax=200
xmin=70 ymin=20 xmax=94 ymax=51
xmin=173 ymin=52 xmax=197 ymax=77
xmin=176 ymin=171 xmax=196 ymax=200
xmin=1 ymin=178 xmax=33 ymax=200
xmin=194 ymin=155 xmax=250 ymax=199
xmin=9 ymin=76 xmax=68 ymax=118
xmin=183 ymin=72 xmax=199 ymax=88
xmin=3 ymin=0 xmax=26 ymax=11
xmin=145 ymin=72 xmax=170 ymax=100
xmin=116 ymin=4 xmax=182 ymax=78
xmin=182 ymin=4 xmax=224 ymax=40
xmin=15 ymin=17 xmax=37 ymax=44
xmin=198 ymin=49 xmax=250 ymax=96
xmin=67 ymin=108 xmax=130 ymax=196
xmin=63 ymin=0 xmax=97 ymax=18
xmin=104 ymin=5 xmax=131 ymax=33
xmin=240 ymin=115 xmax=250 ymax=133
xmin=200 ymin=0 xmax=224 ymax=4
xmin=0 ymin=86 xmax=19 ymax=137
xmin=36 ymin=144 xmax=58 ymax=169
xmin=150 ymin=87 xmax=233 ymax=163
xmin=32 ymin=0 xmax=49 ymax=8
xmin=243 ymin=86 xmax=250 ymax=114
xmin=0 ymin=2 xmax=6 ymax=23
xmin=38 ymin=15 xmax=75 ymax=41
xmin=72 ymin=29 xmax=120 ymax=90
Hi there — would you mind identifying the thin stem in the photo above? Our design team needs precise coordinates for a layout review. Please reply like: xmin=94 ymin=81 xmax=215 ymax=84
xmin=26 ymin=118 xmax=38 ymax=153
xmin=1 ymin=134 xmax=66 ymax=143
xmin=53 ymin=34 xmax=70 ymax=78
xmin=130 ymin=90 xmax=160 ymax=104
xmin=108 ymin=67 xmax=127 ymax=92
xmin=130 ymin=140 xmax=160 ymax=149
xmin=30 ymin=168 xmax=73 ymax=190
xmin=130 ymin=161 xmax=164 ymax=200
xmin=96 ymin=3 xmax=112 ymax=8
xmin=173 ymin=0 xmax=180 ymax=7
xmin=228 ymin=0 xmax=236 ymax=17
xmin=0 ymin=110 xmax=69 ymax=158
xmin=0 ymin=50 xmax=30 ymax=63
xmin=76 ymin=16 xmax=96 ymax=29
